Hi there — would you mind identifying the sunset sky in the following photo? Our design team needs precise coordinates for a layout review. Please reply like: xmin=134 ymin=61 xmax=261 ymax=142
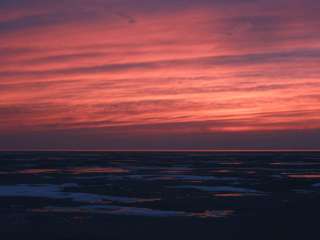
xmin=0 ymin=0 xmax=320 ymax=150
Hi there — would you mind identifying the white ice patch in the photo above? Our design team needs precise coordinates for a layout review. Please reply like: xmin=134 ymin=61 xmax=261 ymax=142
xmin=35 ymin=205 xmax=233 ymax=218
xmin=312 ymin=183 xmax=320 ymax=187
xmin=74 ymin=174 xmax=237 ymax=182
xmin=150 ymin=175 xmax=237 ymax=181
xmin=174 ymin=185 xmax=262 ymax=193
xmin=117 ymin=174 xmax=238 ymax=182
xmin=0 ymin=184 xmax=157 ymax=204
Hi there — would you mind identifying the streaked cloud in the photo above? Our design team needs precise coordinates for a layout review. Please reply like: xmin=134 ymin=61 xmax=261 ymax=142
xmin=0 ymin=0 xmax=319 ymax=149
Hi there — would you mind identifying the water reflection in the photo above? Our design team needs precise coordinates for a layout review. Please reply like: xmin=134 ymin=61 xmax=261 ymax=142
xmin=1 ymin=151 xmax=320 ymax=222
xmin=18 ymin=169 xmax=58 ymax=174
xmin=70 ymin=167 xmax=129 ymax=174
xmin=213 ymin=193 xmax=244 ymax=197
xmin=17 ymin=167 xmax=129 ymax=175
xmin=288 ymin=174 xmax=320 ymax=179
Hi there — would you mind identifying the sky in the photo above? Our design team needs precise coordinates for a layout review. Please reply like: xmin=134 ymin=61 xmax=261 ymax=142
xmin=0 ymin=0 xmax=320 ymax=150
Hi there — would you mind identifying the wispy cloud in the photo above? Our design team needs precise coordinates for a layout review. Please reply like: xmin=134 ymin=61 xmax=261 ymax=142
xmin=0 ymin=0 xmax=320 ymax=149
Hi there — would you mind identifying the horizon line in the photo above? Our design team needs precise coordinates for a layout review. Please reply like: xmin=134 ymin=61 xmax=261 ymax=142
xmin=1 ymin=148 xmax=320 ymax=152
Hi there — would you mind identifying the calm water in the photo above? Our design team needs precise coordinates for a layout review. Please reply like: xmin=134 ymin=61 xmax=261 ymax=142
xmin=0 ymin=151 xmax=320 ymax=239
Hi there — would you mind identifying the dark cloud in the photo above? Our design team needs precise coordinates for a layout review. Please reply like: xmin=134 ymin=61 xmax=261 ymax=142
xmin=1 ymin=124 xmax=320 ymax=150
xmin=1 ymin=48 xmax=320 ymax=80
xmin=0 ymin=10 xmax=100 ymax=34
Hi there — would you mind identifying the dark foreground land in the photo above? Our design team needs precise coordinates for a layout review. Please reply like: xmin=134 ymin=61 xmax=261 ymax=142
xmin=0 ymin=151 xmax=320 ymax=239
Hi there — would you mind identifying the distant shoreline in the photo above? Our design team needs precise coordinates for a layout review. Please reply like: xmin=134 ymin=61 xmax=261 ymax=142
xmin=1 ymin=149 xmax=320 ymax=152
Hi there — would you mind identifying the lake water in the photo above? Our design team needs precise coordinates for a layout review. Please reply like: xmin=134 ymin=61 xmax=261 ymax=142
xmin=0 ymin=151 xmax=320 ymax=239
